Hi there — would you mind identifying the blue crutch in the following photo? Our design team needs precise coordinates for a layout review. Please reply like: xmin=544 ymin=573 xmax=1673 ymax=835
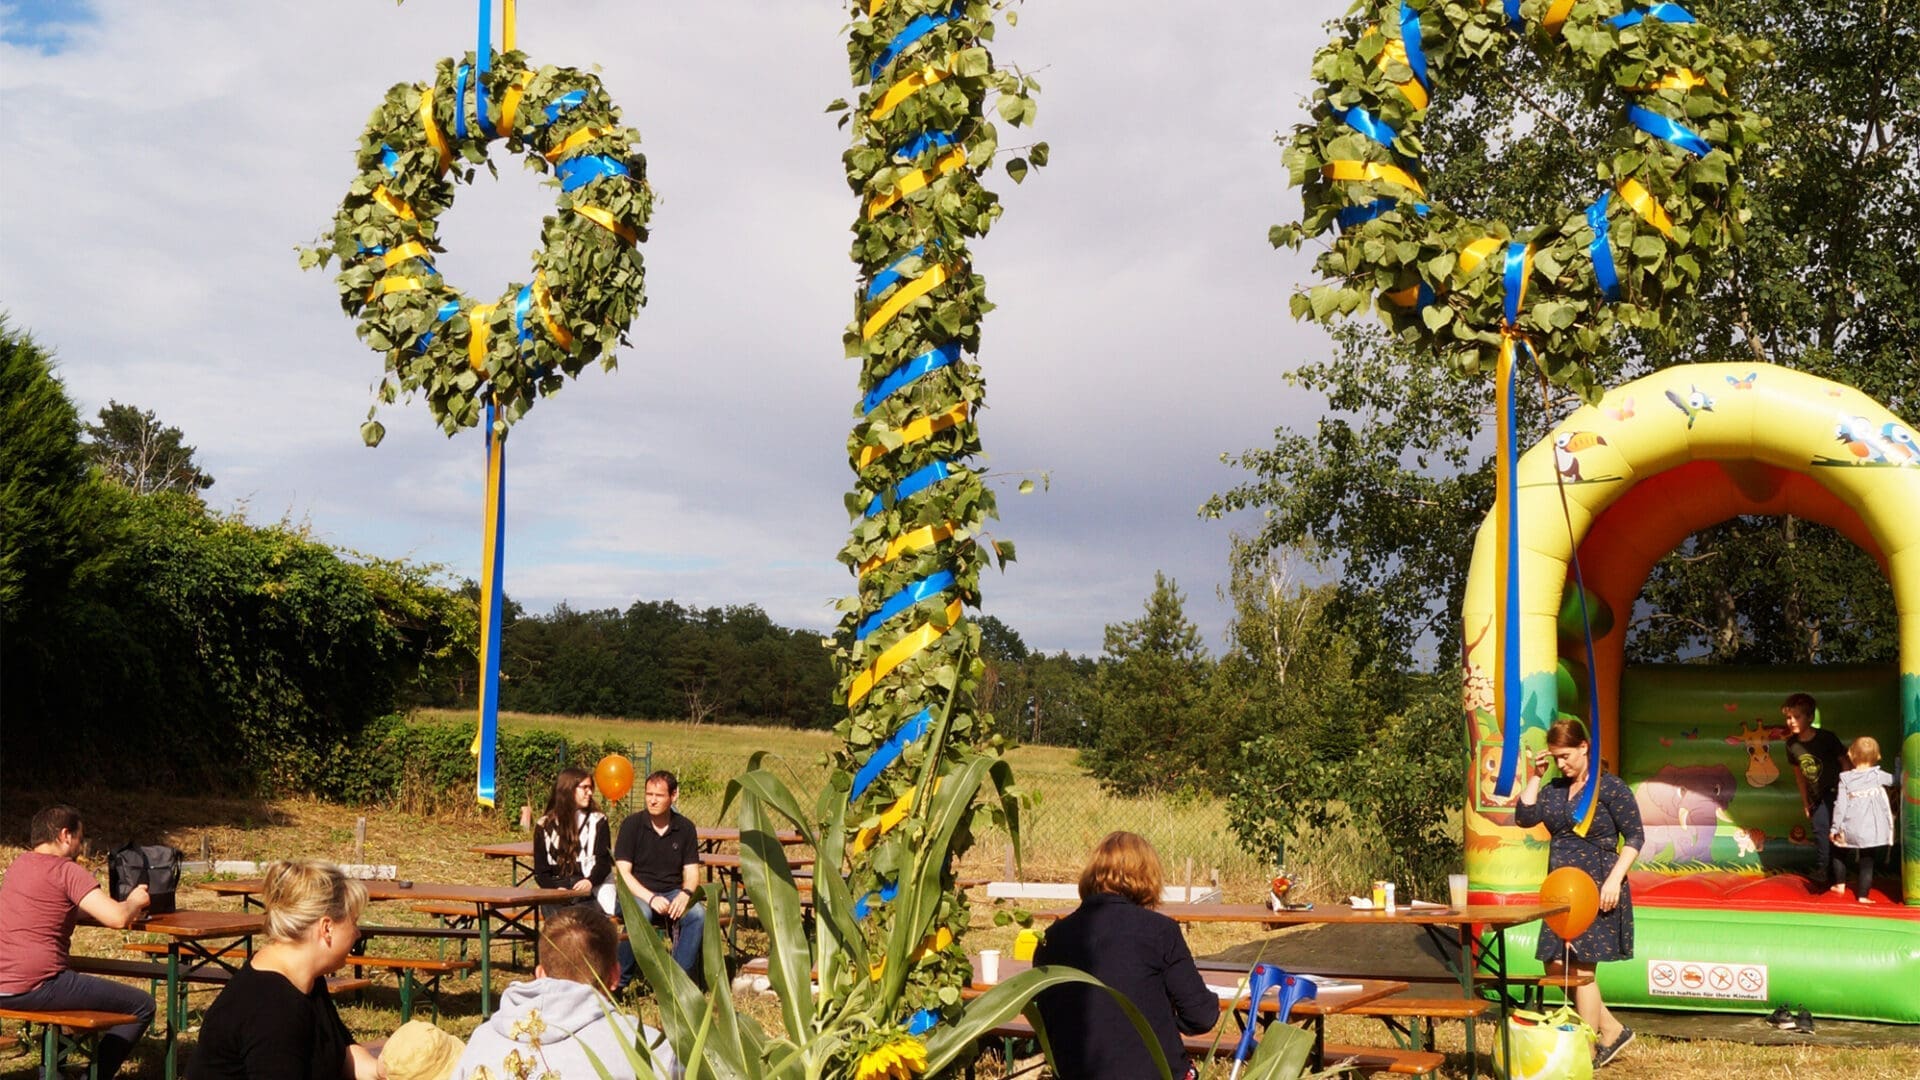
xmin=1229 ymin=963 xmax=1317 ymax=1080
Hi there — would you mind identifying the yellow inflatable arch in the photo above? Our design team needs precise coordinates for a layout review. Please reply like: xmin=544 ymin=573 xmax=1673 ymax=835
xmin=1462 ymin=362 xmax=1920 ymax=906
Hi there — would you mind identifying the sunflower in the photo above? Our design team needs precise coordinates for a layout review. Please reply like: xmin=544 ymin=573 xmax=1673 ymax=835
xmin=853 ymin=1035 xmax=929 ymax=1080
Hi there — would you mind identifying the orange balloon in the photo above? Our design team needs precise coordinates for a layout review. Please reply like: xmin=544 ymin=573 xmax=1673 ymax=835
xmin=1540 ymin=866 xmax=1599 ymax=941
xmin=595 ymin=754 xmax=634 ymax=802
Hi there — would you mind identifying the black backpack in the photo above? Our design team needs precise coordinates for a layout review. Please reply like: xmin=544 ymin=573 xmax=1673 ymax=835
xmin=108 ymin=842 xmax=183 ymax=915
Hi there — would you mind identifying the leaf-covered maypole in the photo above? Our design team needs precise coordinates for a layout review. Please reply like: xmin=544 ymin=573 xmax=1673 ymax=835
xmin=832 ymin=0 xmax=1040 ymax=1057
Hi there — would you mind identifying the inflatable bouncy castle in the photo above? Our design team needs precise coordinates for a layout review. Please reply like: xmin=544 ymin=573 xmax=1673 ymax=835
xmin=1462 ymin=362 xmax=1920 ymax=1023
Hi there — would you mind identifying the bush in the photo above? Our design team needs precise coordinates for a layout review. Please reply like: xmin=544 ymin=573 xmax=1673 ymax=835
xmin=316 ymin=715 xmax=636 ymax=816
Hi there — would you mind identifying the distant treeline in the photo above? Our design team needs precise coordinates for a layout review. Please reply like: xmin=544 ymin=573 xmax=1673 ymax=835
xmin=494 ymin=600 xmax=840 ymax=728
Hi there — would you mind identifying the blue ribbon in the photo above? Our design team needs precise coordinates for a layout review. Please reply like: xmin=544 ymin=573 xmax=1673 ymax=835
xmin=1338 ymin=107 xmax=1399 ymax=150
xmin=1335 ymin=197 xmax=1429 ymax=231
xmin=867 ymin=245 xmax=929 ymax=301
xmin=1566 ymin=563 xmax=1603 ymax=831
xmin=850 ymin=707 xmax=934 ymax=801
xmin=905 ymin=1009 xmax=938 ymax=1037
xmin=853 ymin=879 xmax=902 ymax=920
xmin=544 ymin=90 xmax=587 ymax=126
xmin=1586 ymin=192 xmax=1621 ymax=300
xmin=1399 ymin=2 xmax=1429 ymax=91
xmin=1502 ymin=0 xmax=1524 ymax=31
xmin=1609 ymin=3 xmax=1695 ymax=29
xmin=894 ymin=130 xmax=956 ymax=162
xmin=864 ymin=460 xmax=952 ymax=517
xmin=417 ymin=300 xmax=460 ymax=353
xmin=1627 ymin=105 xmax=1710 ymax=157
xmin=556 ymin=154 xmax=630 ymax=192
xmin=1502 ymin=244 xmax=1529 ymax=328
xmin=1492 ymin=345 xmax=1526 ymax=798
xmin=870 ymin=8 xmax=957 ymax=81
xmin=476 ymin=399 xmax=507 ymax=806
xmin=863 ymin=342 xmax=960 ymax=414
xmin=856 ymin=571 xmax=957 ymax=642
xmin=379 ymin=144 xmax=400 ymax=176
xmin=512 ymin=282 xmax=535 ymax=351
xmin=455 ymin=63 xmax=473 ymax=141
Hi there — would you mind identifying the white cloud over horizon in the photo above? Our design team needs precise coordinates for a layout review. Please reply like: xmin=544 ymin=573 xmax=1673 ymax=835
xmin=1 ymin=0 xmax=1351 ymax=655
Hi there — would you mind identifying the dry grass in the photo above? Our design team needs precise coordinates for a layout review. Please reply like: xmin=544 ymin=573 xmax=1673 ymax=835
xmin=4 ymin=719 xmax=1915 ymax=1078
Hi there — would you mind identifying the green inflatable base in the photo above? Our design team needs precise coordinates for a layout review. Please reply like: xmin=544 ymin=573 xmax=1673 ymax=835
xmin=1503 ymin=905 xmax=1920 ymax=1024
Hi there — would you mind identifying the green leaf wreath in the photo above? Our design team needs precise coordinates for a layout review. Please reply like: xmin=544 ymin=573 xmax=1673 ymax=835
xmin=299 ymin=50 xmax=652 ymax=444
xmin=1274 ymin=0 xmax=1768 ymax=395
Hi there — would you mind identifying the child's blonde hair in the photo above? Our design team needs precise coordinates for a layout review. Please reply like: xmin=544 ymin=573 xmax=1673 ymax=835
xmin=261 ymin=859 xmax=367 ymax=945
xmin=1848 ymin=736 xmax=1881 ymax=767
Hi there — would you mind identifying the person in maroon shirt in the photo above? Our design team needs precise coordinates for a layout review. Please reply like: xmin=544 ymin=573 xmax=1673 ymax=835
xmin=0 ymin=805 xmax=156 ymax=1078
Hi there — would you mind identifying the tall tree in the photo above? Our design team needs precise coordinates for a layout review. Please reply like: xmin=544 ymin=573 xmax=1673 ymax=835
xmin=1080 ymin=573 xmax=1219 ymax=795
xmin=1214 ymin=0 xmax=1919 ymax=671
xmin=84 ymin=400 xmax=216 ymax=496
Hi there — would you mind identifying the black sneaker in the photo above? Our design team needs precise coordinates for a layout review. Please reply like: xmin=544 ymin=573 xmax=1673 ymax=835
xmin=1767 ymin=1004 xmax=1796 ymax=1029
xmin=1794 ymin=1008 xmax=1816 ymax=1034
xmin=1594 ymin=1027 xmax=1635 ymax=1067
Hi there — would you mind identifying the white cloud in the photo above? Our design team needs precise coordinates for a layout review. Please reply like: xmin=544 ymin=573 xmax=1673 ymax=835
xmin=1 ymin=0 xmax=1352 ymax=654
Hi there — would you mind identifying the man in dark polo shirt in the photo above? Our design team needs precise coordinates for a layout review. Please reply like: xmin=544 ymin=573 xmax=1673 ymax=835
xmin=614 ymin=770 xmax=704 ymax=979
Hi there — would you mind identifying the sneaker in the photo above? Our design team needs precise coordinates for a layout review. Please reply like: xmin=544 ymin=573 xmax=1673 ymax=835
xmin=1594 ymin=1027 xmax=1635 ymax=1067
xmin=1794 ymin=1008 xmax=1816 ymax=1034
xmin=1767 ymin=1004 xmax=1796 ymax=1029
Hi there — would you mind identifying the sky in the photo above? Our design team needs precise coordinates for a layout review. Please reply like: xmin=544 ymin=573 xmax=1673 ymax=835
xmin=0 ymin=0 xmax=1355 ymax=656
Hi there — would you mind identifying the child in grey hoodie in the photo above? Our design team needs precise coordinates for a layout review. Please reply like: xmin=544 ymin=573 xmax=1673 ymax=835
xmin=1828 ymin=736 xmax=1897 ymax=903
xmin=453 ymin=906 xmax=681 ymax=1079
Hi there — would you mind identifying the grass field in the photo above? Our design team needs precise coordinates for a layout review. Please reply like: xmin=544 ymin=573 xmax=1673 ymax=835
xmin=4 ymin=710 xmax=1916 ymax=1077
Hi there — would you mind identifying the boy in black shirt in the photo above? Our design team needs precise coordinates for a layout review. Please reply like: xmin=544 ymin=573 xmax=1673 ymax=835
xmin=614 ymin=770 xmax=704 ymax=978
xmin=1780 ymin=693 xmax=1847 ymax=888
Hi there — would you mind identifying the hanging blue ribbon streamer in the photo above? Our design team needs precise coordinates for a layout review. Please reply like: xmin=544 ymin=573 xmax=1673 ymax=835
xmin=894 ymin=130 xmax=956 ymax=162
xmin=1338 ymin=106 xmax=1399 ymax=150
xmin=867 ymin=245 xmax=929 ymax=301
xmin=556 ymin=155 xmax=630 ymax=192
xmin=851 ymin=707 xmax=934 ymax=801
xmin=863 ymin=342 xmax=960 ymax=414
xmin=474 ymin=0 xmax=495 ymax=139
xmin=1492 ymin=245 xmax=1528 ymax=797
xmin=1586 ymin=192 xmax=1621 ymax=300
xmin=544 ymin=90 xmax=587 ymax=126
xmin=512 ymin=282 xmax=535 ymax=351
xmin=455 ymin=63 xmax=473 ymax=141
xmin=1566 ymin=551 xmax=1603 ymax=830
xmin=1609 ymin=3 xmax=1695 ymax=29
xmin=855 ymin=571 xmax=957 ymax=642
xmin=476 ymin=401 xmax=506 ymax=806
xmin=1502 ymin=0 xmax=1524 ymax=31
xmin=1399 ymin=2 xmax=1429 ymax=92
xmin=865 ymin=460 xmax=952 ymax=517
xmin=870 ymin=8 xmax=958 ymax=81
xmin=1627 ymin=105 xmax=1711 ymax=157
xmin=1502 ymin=244 xmax=1529 ymax=327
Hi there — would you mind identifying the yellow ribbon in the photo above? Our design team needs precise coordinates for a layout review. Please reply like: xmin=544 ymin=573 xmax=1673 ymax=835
xmin=846 ymin=599 xmax=964 ymax=706
xmin=858 ymin=523 xmax=956 ymax=577
xmin=1322 ymin=160 xmax=1426 ymax=197
xmin=1543 ymin=0 xmax=1576 ymax=34
xmin=380 ymin=242 xmax=431 ymax=269
xmin=1617 ymin=178 xmax=1675 ymax=238
xmin=867 ymin=147 xmax=969 ymax=219
xmin=868 ymin=926 xmax=954 ymax=981
xmin=372 ymin=185 xmax=416 ymax=220
xmin=1634 ymin=68 xmax=1710 ymax=93
xmin=1384 ymin=283 xmax=1424 ymax=308
xmin=871 ymin=54 xmax=957 ymax=122
xmin=469 ymin=303 xmax=497 ymax=374
xmin=862 ymin=264 xmax=950 ymax=340
xmin=1366 ymin=26 xmax=1430 ymax=110
xmin=857 ymin=403 xmax=971 ymax=469
xmin=420 ymin=87 xmax=452 ymax=175
xmin=503 ymin=0 xmax=516 ymax=52
xmin=533 ymin=271 xmax=574 ymax=350
xmin=850 ymin=779 xmax=942 ymax=856
xmin=545 ymin=125 xmax=615 ymax=164
xmin=573 ymin=206 xmax=640 ymax=245
xmin=1459 ymin=236 xmax=1505 ymax=275
xmin=499 ymin=69 xmax=532 ymax=134
xmin=469 ymin=408 xmax=506 ymax=780
xmin=367 ymin=276 xmax=429 ymax=302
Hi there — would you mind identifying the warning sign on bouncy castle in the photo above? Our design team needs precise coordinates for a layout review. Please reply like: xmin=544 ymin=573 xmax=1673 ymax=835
xmin=1647 ymin=958 xmax=1769 ymax=1002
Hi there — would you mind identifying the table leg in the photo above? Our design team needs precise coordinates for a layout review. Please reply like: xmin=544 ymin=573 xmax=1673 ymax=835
xmin=164 ymin=942 xmax=182 ymax=1080
xmin=478 ymin=904 xmax=493 ymax=1018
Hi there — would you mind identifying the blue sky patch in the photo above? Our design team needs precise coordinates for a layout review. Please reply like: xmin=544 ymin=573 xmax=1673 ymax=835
xmin=1 ymin=0 xmax=98 ymax=54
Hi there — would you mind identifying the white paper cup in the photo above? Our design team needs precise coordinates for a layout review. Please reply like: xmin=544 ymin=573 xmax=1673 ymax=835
xmin=979 ymin=949 xmax=1001 ymax=983
xmin=1449 ymin=874 xmax=1470 ymax=909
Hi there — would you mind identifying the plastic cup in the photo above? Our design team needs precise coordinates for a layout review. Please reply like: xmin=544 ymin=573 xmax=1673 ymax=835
xmin=979 ymin=949 xmax=1001 ymax=983
xmin=1449 ymin=874 xmax=1470 ymax=910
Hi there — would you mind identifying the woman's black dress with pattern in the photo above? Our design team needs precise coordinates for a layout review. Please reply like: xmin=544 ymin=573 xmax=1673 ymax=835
xmin=1515 ymin=771 xmax=1645 ymax=963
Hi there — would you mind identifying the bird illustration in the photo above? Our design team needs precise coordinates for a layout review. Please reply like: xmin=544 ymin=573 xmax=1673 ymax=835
xmin=1605 ymin=396 xmax=1637 ymax=422
xmin=1835 ymin=415 xmax=1887 ymax=464
xmin=1725 ymin=371 xmax=1758 ymax=390
xmin=1879 ymin=422 xmax=1919 ymax=466
xmin=1664 ymin=385 xmax=1715 ymax=428
xmin=1681 ymin=726 xmax=1699 ymax=739
xmin=1553 ymin=431 xmax=1609 ymax=481
xmin=1659 ymin=737 xmax=1673 ymax=748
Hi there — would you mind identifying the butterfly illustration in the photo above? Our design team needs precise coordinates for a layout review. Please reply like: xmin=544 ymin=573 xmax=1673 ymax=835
xmin=1681 ymin=726 xmax=1700 ymax=739
xmin=1726 ymin=372 xmax=1757 ymax=390
xmin=1605 ymin=397 xmax=1636 ymax=422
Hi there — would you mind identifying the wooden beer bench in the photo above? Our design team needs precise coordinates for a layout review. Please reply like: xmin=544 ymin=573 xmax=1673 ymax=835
xmin=0 ymin=1006 xmax=144 ymax=1080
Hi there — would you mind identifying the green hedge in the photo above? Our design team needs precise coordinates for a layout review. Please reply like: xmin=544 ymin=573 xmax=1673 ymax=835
xmin=317 ymin=715 xmax=640 ymax=815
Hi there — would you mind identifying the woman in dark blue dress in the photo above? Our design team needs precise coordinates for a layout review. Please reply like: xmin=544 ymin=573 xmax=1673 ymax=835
xmin=1514 ymin=718 xmax=1644 ymax=1069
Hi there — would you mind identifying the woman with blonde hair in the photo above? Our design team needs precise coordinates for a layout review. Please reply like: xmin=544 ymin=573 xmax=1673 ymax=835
xmin=1033 ymin=831 xmax=1219 ymax=1080
xmin=190 ymin=860 xmax=384 ymax=1079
